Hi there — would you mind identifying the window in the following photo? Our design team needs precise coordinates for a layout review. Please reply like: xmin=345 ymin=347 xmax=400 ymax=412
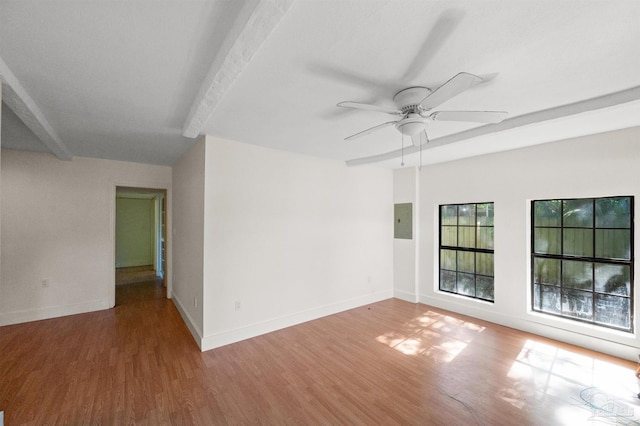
xmin=439 ymin=203 xmax=494 ymax=302
xmin=532 ymin=196 xmax=633 ymax=331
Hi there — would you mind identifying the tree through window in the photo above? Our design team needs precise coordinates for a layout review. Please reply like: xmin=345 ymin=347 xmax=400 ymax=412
xmin=439 ymin=202 xmax=494 ymax=302
xmin=532 ymin=196 xmax=633 ymax=331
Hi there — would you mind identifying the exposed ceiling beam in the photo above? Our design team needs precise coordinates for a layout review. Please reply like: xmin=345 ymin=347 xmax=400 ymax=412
xmin=346 ymin=85 xmax=640 ymax=167
xmin=182 ymin=0 xmax=296 ymax=139
xmin=0 ymin=56 xmax=73 ymax=161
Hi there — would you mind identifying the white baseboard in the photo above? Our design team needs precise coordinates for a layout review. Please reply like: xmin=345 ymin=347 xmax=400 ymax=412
xmin=171 ymin=294 xmax=204 ymax=349
xmin=0 ymin=300 xmax=110 ymax=326
xmin=393 ymin=289 xmax=417 ymax=302
xmin=201 ymin=289 xmax=393 ymax=352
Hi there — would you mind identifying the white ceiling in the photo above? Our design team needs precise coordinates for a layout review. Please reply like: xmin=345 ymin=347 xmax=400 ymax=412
xmin=1 ymin=0 xmax=639 ymax=168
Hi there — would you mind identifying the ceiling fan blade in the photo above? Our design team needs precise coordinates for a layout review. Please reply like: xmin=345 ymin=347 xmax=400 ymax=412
xmin=345 ymin=121 xmax=397 ymax=141
xmin=308 ymin=63 xmax=399 ymax=94
xmin=419 ymin=72 xmax=483 ymax=110
xmin=401 ymin=10 xmax=464 ymax=82
xmin=337 ymin=101 xmax=401 ymax=115
xmin=429 ymin=110 xmax=508 ymax=123
xmin=411 ymin=131 xmax=429 ymax=147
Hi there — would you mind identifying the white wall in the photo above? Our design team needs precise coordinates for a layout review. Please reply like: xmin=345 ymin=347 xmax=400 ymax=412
xmin=416 ymin=126 xmax=640 ymax=361
xmin=200 ymin=136 xmax=394 ymax=350
xmin=394 ymin=167 xmax=418 ymax=302
xmin=0 ymin=149 xmax=171 ymax=325
xmin=115 ymin=197 xmax=155 ymax=268
xmin=0 ymin=88 xmax=3 ymax=315
xmin=171 ymin=137 xmax=205 ymax=344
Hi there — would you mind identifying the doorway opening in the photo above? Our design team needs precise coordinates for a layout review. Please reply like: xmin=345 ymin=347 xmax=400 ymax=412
xmin=115 ymin=187 xmax=168 ymax=305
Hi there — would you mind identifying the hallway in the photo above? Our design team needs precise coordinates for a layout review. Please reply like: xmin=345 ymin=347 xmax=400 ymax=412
xmin=116 ymin=266 xmax=160 ymax=287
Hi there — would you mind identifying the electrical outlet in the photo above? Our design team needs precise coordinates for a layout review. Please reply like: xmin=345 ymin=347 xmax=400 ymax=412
xmin=367 ymin=275 xmax=374 ymax=293
xmin=41 ymin=279 xmax=50 ymax=288
xmin=235 ymin=301 xmax=241 ymax=311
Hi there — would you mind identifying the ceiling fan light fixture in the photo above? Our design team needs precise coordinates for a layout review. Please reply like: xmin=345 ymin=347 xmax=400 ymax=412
xmin=397 ymin=122 xmax=424 ymax=136
xmin=396 ymin=114 xmax=426 ymax=136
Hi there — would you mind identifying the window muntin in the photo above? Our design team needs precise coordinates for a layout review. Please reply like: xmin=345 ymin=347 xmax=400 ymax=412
xmin=439 ymin=202 xmax=494 ymax=302
xmin=532 ymin=196 xmax=633 ymax=331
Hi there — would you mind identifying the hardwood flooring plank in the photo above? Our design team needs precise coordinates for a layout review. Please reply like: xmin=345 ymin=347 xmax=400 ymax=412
xmin=1 ymin=281 xmax=639 ymax=424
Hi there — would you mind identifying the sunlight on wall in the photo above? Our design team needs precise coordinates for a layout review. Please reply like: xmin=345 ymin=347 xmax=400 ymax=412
xmin=375 ymin=310 xmax=485 ymax=362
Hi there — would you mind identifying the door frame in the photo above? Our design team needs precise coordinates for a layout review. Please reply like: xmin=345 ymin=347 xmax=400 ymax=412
xmin=110 ymin=183 xmax=171 ymax=308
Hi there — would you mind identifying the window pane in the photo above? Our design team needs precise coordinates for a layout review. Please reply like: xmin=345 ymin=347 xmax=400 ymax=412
xmin=476 ymin=203 xmax=494 ymax=226
xmin=440 ymin=249 xmax=456 ymax=271
xmin=477 ymin=227 xmax=494 ymax=250
xmin=534 ymin=200 xmax=561 ymax=227
xmin=476 ymin=253 xmax=494 ymax=276
xmin=596 ymin=197 xmax=631 ymax=228
xmin=458 ymin=204 xmax=476 ymax=226
xmin=562 ymin=260 xmax=592 ymax=291
xmin=441 ymin=226 xmax=457 ymax=246
xmin=457 ymin=251 xmax=475 ymax=274
xmin=533 ymin=258 xmax=560 ymax=286
xmin=562 ymin=289 xmax=593 ymax=320
xmin=532 ymin=196 xmax=633 ymax=331
xmin=538 ymin=285 xmax=561 ymax=314
xmin=534 ymin=228 xmax=561 ymax=255
xmin=440 ymin=202 xmax=494 ymax=303
xmin=595 ymin=229 xmax=631 ymax=260
xmin=441 ymin=205 xmax=458 ymax=226
xmin=563 ymin=199 xmax=593 ymax=228
xmin=595 ymin=294 xmax=630 ymax=329
xmin=595 ymin=263 xmax=630 ymax=296
xmin=458 ymin=226 xmax=476 ymax=248
xmin=533 ymin=284 xmax=541 ymax=310
xmin=476 ymin=276 xmax=494 ymax=300
xmin=457 ymin=273 xmax=475 ymax=296
xmin=440 ymin=270 xmax=456 ymax=292
xmin=563 ymin=228 xmax=593 ymax=257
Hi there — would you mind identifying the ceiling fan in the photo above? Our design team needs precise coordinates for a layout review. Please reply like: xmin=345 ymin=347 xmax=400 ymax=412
xmin=337 ymin=72 xmax=507 ymax=147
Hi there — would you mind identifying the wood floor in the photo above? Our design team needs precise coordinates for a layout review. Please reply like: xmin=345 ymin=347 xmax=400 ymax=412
xmin=115 ymin=265 xmax=159 ymax=286
xmin=1 ymin=282 xmax=639 ymax=425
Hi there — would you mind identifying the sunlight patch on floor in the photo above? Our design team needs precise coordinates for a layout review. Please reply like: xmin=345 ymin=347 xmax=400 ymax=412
xmin=375 ymin=311 xmax=485 ymax=362
xmin=508 ymin=340 xmax=636 ymax=394
xmin=501 ymin=339 xmax=640 ymax=425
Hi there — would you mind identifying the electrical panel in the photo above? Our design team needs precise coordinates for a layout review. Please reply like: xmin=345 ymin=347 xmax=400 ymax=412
xmin=394 ymin=203 xmax=412 ymax=239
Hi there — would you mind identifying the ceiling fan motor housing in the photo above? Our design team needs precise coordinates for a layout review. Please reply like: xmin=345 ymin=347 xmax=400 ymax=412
xmin=393 ymin=87 xmax=431 ymax=136
xmin=393 ymin=86 xmax=431 ymax=111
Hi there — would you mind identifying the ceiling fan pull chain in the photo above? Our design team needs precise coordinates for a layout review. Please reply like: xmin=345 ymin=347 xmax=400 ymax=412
xmin=419 ymin=130 xmax=429 ymax=171
xmin=419 ymin=134 xmax=423 ymax=171
xmin=401 ymin=133 xmax=405 ymax=167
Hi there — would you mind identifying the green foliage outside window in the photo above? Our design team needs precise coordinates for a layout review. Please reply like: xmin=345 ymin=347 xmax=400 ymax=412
xmin=532 ymin=196 xmax=633 ymax=331
xmin=439 ymin=203 xmax=494 ymax=302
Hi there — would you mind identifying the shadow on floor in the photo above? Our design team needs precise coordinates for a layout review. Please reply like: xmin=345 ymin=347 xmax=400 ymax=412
xmin=115 ymin=278 xmax=166 ymax=306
